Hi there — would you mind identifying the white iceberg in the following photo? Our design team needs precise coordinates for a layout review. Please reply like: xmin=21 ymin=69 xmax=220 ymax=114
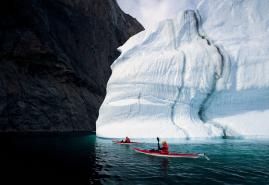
xmin=96 ymin=0 xmax=269 ymax=138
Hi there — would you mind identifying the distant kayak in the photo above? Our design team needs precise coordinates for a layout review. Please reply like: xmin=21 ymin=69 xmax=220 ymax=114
xmin=113 ymin=140 xmax=140 ymax=145
xmin=133 ymin=148 xmax=209 ymax=160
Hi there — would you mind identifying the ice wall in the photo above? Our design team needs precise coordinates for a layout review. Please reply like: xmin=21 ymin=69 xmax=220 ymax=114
xmin=96 ymin=0 xmax=269 ymax=138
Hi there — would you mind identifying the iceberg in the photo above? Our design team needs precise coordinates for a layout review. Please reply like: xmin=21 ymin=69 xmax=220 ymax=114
xmin=96 ymin=0 xmax=269 ymax=138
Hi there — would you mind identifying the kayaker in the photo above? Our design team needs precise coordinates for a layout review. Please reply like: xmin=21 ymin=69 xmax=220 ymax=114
xmin=155 ymin=137 xmax=169 ymax=153
xmin=161 ymin=141 xmax=169 ymax=154
xmin=121 ymin=136 xmax=131 ymax=143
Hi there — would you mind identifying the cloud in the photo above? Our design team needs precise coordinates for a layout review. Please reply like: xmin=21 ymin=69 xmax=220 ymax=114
xmin=117 ymin=0 xmax=200 ymax=28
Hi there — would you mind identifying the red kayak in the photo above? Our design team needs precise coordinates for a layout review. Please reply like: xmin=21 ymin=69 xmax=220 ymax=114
xmin=113 ymin=140 xmax=140 ymax=145
xmin=133 ymin=148 xmax=209 ymax=160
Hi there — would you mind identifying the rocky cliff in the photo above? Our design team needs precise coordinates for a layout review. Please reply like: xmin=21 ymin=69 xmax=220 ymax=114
xmin=0 ymin=0 xmax=143 ymax=131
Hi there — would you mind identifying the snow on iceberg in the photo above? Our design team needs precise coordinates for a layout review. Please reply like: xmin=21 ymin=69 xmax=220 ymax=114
xmin=96 ymin=0 xmax=269 ymax=138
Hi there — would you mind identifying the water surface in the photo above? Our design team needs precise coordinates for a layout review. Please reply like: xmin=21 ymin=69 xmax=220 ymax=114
xmin=1 ymin=134 xmax=268 ymax=185
xmin=96 ymin=137 xmax=269 ymax=185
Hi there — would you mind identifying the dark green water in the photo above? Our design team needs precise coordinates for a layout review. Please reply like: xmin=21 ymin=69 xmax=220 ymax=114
xmin=1 ymin=134 xmax=269 ymax=185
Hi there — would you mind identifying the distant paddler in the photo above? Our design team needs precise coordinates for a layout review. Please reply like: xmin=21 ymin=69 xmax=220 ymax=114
xmin=121 ymin=136 xmax=131 ymax=143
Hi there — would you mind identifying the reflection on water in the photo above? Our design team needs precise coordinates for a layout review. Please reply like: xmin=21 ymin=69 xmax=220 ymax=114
xmin=161 ymin=158 xmax=169 ymax=176
xmin=0 ymin=133 xmax=100 ymax=184
xmin=1 ymin=134 xmax=269 ymax=185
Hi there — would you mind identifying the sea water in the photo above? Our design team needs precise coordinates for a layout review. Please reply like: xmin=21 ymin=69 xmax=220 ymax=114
xmin=1 ymin=134 xmax=268 ymax=184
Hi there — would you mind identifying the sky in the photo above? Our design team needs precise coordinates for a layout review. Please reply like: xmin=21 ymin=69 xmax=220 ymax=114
xmin=117 ymin=0 xmax=200 ymax=29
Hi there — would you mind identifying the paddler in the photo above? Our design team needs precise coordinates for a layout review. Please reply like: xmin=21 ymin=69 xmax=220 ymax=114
xmin=161 ymin=141 xmax=169 ymax=154
xmin=121 ymin=136 xmax=131 ymax=143
xmin=156 ymin=137 xmax=169 ymax=154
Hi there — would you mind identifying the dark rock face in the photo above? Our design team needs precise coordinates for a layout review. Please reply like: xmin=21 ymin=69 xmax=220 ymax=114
xmin=0 ymin=0 xmax=143 ymax=131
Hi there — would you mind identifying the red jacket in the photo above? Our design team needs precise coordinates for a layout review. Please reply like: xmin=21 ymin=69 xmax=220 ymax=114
xmin=161 ymin=143 xmax=169 ymax=154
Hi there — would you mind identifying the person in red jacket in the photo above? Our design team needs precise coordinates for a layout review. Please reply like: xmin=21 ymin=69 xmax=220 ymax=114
xmin=122 ymin=136 xmax=130 ymax=143
xmin=161 ymin=141 xmax=169 ymax=154
xmin=155 ymin=137 xmax=169 ymax=154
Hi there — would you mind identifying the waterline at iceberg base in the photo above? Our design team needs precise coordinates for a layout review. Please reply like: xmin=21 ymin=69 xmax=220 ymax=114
xmin=96 ymin=0 xmax=269 ymax=139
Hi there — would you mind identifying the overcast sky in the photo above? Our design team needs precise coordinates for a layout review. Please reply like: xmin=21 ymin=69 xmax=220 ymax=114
xmin=117 ymin=0 xmax=200 ymax=28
